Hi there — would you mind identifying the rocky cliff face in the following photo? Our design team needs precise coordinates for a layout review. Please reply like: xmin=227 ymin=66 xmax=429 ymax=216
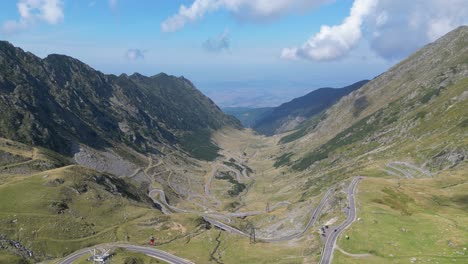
xmin=0 ymin=41 xmax=240 ymax=160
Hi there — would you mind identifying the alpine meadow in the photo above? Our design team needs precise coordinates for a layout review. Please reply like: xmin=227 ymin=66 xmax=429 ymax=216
xmin=0 ymin=1 xmax=466 ymax=264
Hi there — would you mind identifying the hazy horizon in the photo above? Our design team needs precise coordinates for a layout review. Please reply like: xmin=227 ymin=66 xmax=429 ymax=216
xmin=2 ymin=1 xmax=466 ymax=107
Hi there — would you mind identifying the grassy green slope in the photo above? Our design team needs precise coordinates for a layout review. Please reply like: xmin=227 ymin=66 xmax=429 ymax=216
xmin=222 ymin=107 xmax=273 ymax=128
xmin=279 ymin=26 xmax=467 ymax=164
xmin=335 ymin=169 xmax=468 ymax=264
xmin=292 ymin=77 xmax=467 ymax=172
xmin=267 ymin=27 xmax=468 ymax=263
xmin=0 ymin=138 xmax=222 ymax=263
xmin=253 ymin=80 xmax=368 ymax=135
xmin=281 ymin=26 xmax=467 ymax=175
xmin=0 ymin=165 xmax=155 ymax=259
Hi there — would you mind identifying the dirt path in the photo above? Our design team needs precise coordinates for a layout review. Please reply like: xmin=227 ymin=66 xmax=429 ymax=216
xmin=335 ymin=245 xmax=372 ymax=258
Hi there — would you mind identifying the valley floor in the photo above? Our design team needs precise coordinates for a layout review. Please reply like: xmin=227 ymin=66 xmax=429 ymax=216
xmin=0 ymin=127 xmax=467 ymax=264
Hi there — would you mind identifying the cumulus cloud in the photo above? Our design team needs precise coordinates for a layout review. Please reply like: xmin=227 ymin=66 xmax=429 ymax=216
xmin=368 ymin=0 xmax=468 ymax=60
xmin=282 ymin=0 xmax=377 ymax=61
xmin=282 ymin=0 xmax=468 ymax=61
xmin=203 ymin=30 xmax=230 ymax=52
xmin=125 ymin=49 xmax=146 ymax=61
xmin=2 ymin=0 xmax=64 ymax=34
xmin=161 ymin=0 xmax=330 ymax=32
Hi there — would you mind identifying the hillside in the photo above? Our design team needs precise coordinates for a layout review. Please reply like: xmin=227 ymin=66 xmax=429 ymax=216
xmin=0 ymin=41 xmax=240 ymax=162
xmin=0 ymin=138 xmax=162 ymax=263
xmin=250 ymin=26 xmax=468 ymax=263
xmin=0 ymin=27 xmax=467 ymax=264
xmin=277 ymin=26 xmax=468 ymax=174
xmin=222 ymin=107 xmax=273 ymax=128
xmin=253 ymin=80 xmax=368 ymax=135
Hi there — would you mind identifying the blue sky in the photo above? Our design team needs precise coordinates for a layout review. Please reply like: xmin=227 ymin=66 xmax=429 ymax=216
xmin=0 ymin=0 xmax=466 ymax=107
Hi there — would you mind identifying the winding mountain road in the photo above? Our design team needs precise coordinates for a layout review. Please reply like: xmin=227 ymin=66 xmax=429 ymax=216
xmin=148 ymin=189 xmax=290 ymax=222
xmin=149 ymin=189 xmax=184 ymax=214
xmin=385 ymin=161 xmax=432 ymax=179
xmin=203 ymin=186 xmax=334 ymax=242
xmin=204 ymin=165 xmax=222 ymax=207
xmin=138 ymin=155 xmax=363 ymax=263
xmin=319 ymin=177 xmax=362 ymax=264
xmin=57 ymin=244 xmax=193 ymax=264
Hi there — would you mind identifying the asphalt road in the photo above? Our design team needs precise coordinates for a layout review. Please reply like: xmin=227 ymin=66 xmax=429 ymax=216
xmin=58 ymin=175 xmax=359 ymax=263
xmin=148 ymin=189 xmax=270 ymax=219
xmin=149 ymin=189 xmax=186 ymax=214
xmin=319 ymin=177 xmax=362 ymax=264
xmin=203 ymin=216 xmax=249 ymax=236
xmin=386 ymin=161 xmax=432 ymax=178
xmin=264 ymin=187 xmax=333 ymax=242
xmin=57 ymin=244 xmax=194 ymax=264
xmin=202 ymin=186 xmax=334 ymax=242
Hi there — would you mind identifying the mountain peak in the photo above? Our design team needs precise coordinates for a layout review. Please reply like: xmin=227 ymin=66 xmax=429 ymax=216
xmin=0 ymin=40 xmax=14 ymax=48
xmin=151 ymin=72 xmax=170 ymax=79
xmin=0 ymin=40 xmax=25 ymax=57
xmin=0 ymin=42 xmax=239 ymax=160
xmin=44 ymin=53 xmax=87 ymax=65
xmin=453 ymin=25 xmax=468 ymax=33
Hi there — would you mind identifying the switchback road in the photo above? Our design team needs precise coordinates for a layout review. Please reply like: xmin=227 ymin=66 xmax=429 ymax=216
xmin=319 ymin=177 xmax=362 ymax=264
xmin=203 ymin=186 xmax=334 ymax=242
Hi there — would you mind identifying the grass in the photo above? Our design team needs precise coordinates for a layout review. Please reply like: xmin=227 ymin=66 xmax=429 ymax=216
xmin=0 ymin=76 xmax=466 ymax=264
xmin=279 ymin=127 xmax=308 ymax=144
xmin=0 ymin=160 xmax=168 ymax=260
xmin=72 ymin=247 xmax=170 ymax=264
xmin=273 ymin=152 xmax=293 ymax=168
xmin=279 ymin=113 xmax=324 ymax=144
xmin=303 ymin=106 xmax=398 ymax=169
xmin=0 ymin=252 xmax=28 ymax=264
xmin=372 ymin=187 xmax=415 ymax=215
xmin=293 ymin=78 xmax=468 ymax=171
xmin=0 ymin=168 xmax=205 ymax=261
xmin=158 ymin=229 xmax=305 ymax=264
xmin=419 ymin=87 xmax=441 ymax=104
xmin=223 ymin=159 xmax=243 ymax=172
xmin=215 ymin=171 xmax=246 ymax=197
xmin=459 ymin=118 xmax=468 ymax=128
xmin=335 ymin=173 xmax=468 ymax=263
xmin=180 ymin=129 xmax=220 ymax=161
xmin=414 ymin=110 xmax=427 ymax=120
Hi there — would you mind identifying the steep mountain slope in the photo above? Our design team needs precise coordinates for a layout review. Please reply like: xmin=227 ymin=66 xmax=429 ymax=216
xmin=0 ymin=27 xmax=466 ymax=264
xmin=253 ymin=80 xmax=368 ymax=135
xmin=0 ymin=41 xmax=240 ymax=161
xmin=222 ymin=107 xmax=273 ymax=128
xmin=277 ymin=26 xmax=467 ymax=174
xmin=0 ymin=138 xmax=171 ymax=263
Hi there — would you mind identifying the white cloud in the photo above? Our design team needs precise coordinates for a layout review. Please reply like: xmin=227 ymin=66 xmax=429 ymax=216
xmin=125 ymin=49 xmax=146 ymax=61
xmin=427 ymin=18 xmax=455 ymax=41
xmin=161 ymin=0 xmax=330 ymax=32
xmin=369 ymin=0 xmax=468 ymax=60
xmin=2 ymin=0 xmax=64 ymax=34
xmin=375 ymin=11 xmax=388 ymax=27
xmin=203 ymin=29 xmax=230 ymax=52
xmin=281 ymin=0 xmax=377 ymax=61
xmin=282 ymin=0 xmax=468 ymax=61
